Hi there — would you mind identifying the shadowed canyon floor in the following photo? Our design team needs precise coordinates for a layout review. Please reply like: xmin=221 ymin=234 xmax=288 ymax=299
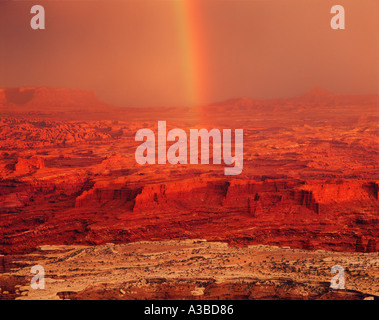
xmin=0 ymin=87 xmax=378 ymax=299
xmin=1 ymin=240 xmax=378 ymax=300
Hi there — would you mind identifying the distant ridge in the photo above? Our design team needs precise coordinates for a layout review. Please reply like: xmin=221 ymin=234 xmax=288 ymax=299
xmin=0 ymin=87 xmax=377 ymax=115
xmin=208 ymin=86 xmax=378 ymax=108
xmin=299 ymin=85 xmax=333 ymax=99
xmin=0 ymin=87 xmax=111 ymax=111
xmin=291 ymin=86 xmax=335 ymax=105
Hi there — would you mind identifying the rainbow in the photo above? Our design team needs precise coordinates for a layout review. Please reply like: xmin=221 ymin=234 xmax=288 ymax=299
xmin=173 ymin=0 xmax=207 ymax=108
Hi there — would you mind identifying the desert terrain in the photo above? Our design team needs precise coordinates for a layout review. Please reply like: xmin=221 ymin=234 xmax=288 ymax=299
xmin=1 ymin=240 xmax=379 ymax=300
xmin=0 ymin=86 xmax=378 ymax=299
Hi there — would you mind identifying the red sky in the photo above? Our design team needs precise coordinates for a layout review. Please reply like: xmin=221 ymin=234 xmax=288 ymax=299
xmin=0 ymin=0 xmax=378 ymax=106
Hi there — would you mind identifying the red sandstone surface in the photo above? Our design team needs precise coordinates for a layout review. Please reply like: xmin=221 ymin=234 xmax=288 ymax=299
xmin=0 ymin=87 xmax=378 ymax=299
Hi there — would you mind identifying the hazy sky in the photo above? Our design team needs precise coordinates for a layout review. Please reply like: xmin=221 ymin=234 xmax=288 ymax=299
xmin=0 ymin=0 xmax=378 ymax=106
